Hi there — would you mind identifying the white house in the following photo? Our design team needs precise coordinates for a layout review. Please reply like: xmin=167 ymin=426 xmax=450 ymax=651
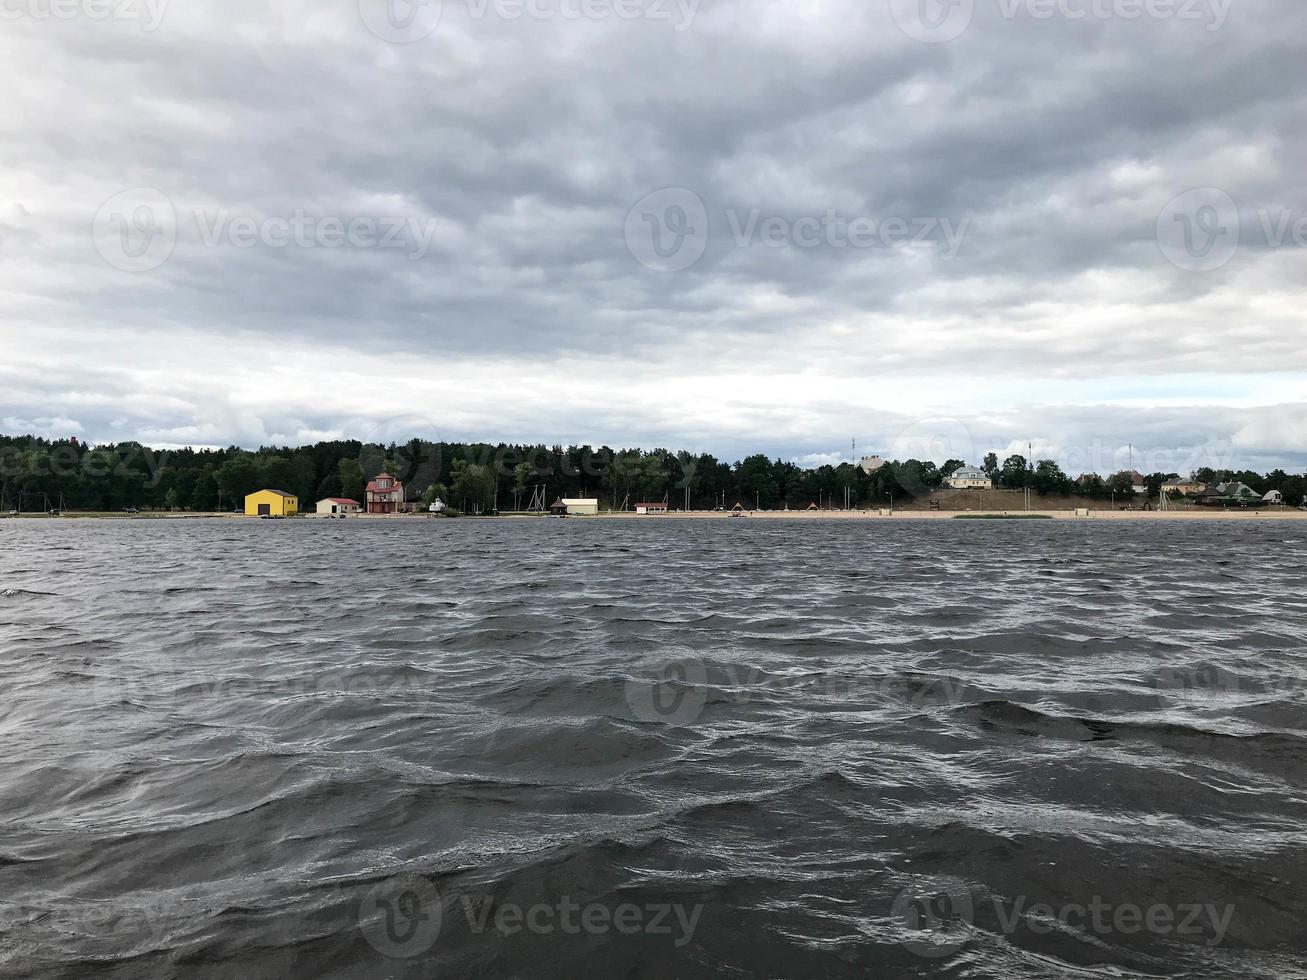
xmin=315 ymin=497 xmax=361 ymax=515
xmin=1264 ymin=490 xmax=1284 ymax=505
xmin=635 ymin=502 xmax=668 ymax=514
xmin=946 ymin=465 xmax=992 ymax=490
xmin=562 ymin=498 xmax=599 ymax=516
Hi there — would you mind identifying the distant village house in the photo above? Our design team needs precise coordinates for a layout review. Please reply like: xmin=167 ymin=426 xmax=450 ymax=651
xmin=365 ymin=472 xmax=405 ymax=514
xmin=946 ymin=465 xmax=992 ymax=490
xmin=316 ymin=497 xmax=361 ymax=515
xmin=635 ymin=502 xmax=668 ymax=514
xmin=1161 ymin=480 xmax=1206 ymax=496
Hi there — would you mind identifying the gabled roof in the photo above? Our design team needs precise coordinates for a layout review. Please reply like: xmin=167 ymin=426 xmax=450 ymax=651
xmin=1217 ymin=481 xmax=1255 ymax=496
xmin=252 ymin=488 xmax=295 ymax=497
xmin=322 ymin=497 xmax=360 ymax=505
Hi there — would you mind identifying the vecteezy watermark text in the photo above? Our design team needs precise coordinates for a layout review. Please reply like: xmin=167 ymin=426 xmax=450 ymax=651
xmin=0 ymin=0 xmax=168 ymax=29
xmin=894 ymin=876 xmax=1235 ymax=958
xmin=889 ymin=0 xmax=1233 ymax=43
xmin=92 ymin=188 xmax=440 ymax=273
xmin=0 ymin=441 xmax=168 ymax=488
xmin=359 ymin=876 xmax=703 ymax=958
xmin=624 ymin=187 xmax=972 ymax=272
xmin=625 ymin=658 xmax=981 ymax=726
xmin=357 ymin=0 xmax=699 ymax=44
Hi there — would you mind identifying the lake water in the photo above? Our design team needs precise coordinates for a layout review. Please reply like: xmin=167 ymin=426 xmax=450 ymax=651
xmin=2 ymin=517 xmax=1305 ymax=978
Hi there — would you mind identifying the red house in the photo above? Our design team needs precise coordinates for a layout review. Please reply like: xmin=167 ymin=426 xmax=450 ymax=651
xmin=365 ymin=472 xmax=405 ymax=514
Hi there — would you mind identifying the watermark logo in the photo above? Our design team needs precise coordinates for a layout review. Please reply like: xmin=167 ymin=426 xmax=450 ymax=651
xmin=893 ymin=879 xmax=1236 ymax=958
xmin=1155 ymin=662 xmax=1240 ymax=696
xmin=358 ymin=0 xmax=443 ymax=43
xmin=359 ymin=0 xmax=698 ymax=43
xmin=192 ymin=210 xmax=439 ymax=258
xmin=624 ymin=188 xmax=972 ymax=271
xmin=625 ymin=657 xmax=709 ymax=725
xmin=891 ymin=876 xmax=974 ymax=958
xmin=891 ymin=0 xmax=1233 ymax=42
xmin=1157 ymin=187 xmax=1240 ymax=272
xmin=91 ymin=188 xmax=441 ymax=272
xmin=457 ymin=894 xmax=703 ymax=946
xmin=888 ymin=417 xmax=979 ymax=497
xmin=624 ymin=187 xmax=709 ymax=272
xmin=997 ymin=0 xmax=1232 ymax=30
xmin=0 ymin=440 xmax=170 ymax=489
xmin=92 ymin=187 xmax=177 ymax=273
xmin=0 ymin=0 xmax=170 ymax=30
xmin=360 ymin=874 xmax=443 ymax=958
xmin=0 ymin=898 xmax=182 ymax=952
xmin=889 ymin=0 xmax=975 ymax=43
xmin=724 ymin=210 xmax=971 ymax=257
xmin=1158 ymin=189 xmax=1307 ymax=272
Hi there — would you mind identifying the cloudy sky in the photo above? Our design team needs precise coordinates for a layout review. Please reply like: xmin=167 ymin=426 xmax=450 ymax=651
xmin=2 ymin=0 xmax=1304 ymax=475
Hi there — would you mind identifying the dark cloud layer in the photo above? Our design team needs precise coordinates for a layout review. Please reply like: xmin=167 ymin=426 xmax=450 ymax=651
xmin=1 ymin=0 xmax=1304 ymax=470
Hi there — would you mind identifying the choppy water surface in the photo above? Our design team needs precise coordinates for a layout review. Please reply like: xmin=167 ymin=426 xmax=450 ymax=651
xmin=2 ymin=517 xmax=1306 ymax=978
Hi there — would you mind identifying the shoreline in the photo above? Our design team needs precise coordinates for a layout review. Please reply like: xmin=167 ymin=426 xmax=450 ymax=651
xmin=5 ymin=509 xmax=1307 ymax=522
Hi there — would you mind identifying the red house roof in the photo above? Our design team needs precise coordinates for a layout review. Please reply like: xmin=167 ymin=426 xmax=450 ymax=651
xmin=365 ymin=472 xmax=402 ymax=493
xmin=327 ymin=498 xmax=360 ymax=505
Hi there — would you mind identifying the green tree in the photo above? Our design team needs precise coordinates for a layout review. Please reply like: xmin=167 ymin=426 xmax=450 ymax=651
xmin=191 ymin=472 xmax=219 ymax=511
xmin=511 ymin=461 xmax=533 ymax=510
xmin=735 ymin=454 xmax=779 ymax=509
xmin=450 ymin=460 xmax=496 ymax=513
xmin=1107 ymin=471 xmax=1136 ymax=501
xmin=1032 ymin=459 xmax=1071 ymax=496
xmin=999 ymin=454 xmax=1028 ymax=489
xmin=338 ymin=458 xmax=365 ymax=502
xmin=215 ymin=453 xmax=259 ymax=507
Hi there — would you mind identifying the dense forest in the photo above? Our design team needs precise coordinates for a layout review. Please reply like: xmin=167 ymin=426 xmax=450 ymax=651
xmin=0 ymin=434 xmax=1303 ymax=512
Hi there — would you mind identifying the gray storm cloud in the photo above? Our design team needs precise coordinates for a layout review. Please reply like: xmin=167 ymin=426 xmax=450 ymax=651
xmin=1 ymin=0 xmax=1304 ymax=469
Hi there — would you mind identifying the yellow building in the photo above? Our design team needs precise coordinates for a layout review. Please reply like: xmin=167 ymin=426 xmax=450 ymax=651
xmin=244 ymin=489 xmax=298 ymax=517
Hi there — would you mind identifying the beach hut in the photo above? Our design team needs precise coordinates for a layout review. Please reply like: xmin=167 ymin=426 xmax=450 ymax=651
xmin=561 ymin=498 xmax=599 ymax=516
xmin=245 ymin=489 xmax=298 ymax=517
xmin=549 ymin=497 xmax=569 ymax=516
xmin=315 ymin=497 xmax=361 ymax=515
xmin=635 ymin=502 xmax=668 ymax=514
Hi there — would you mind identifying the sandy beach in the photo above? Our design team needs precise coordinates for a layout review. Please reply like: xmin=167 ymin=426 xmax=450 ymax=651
xmin=582 ymin=509 xmax=1307 ymax=522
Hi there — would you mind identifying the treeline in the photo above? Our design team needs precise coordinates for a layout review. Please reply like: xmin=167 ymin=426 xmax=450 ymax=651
xmin=0 ymin=435 xmax=1303 ymax=512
